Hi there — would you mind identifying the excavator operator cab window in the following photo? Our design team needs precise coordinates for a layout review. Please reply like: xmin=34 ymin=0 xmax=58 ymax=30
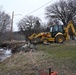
xmin=53 ymin=25 xmax=59 ymax=32
xmin=50 ymin=27 xmax=53 ymax=32
xmin=50 ymin=25 xmax=64 ymax=37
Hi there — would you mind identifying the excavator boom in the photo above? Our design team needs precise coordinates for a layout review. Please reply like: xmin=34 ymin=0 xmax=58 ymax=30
xmin=64 ymin=20 xmax=76 ymax=40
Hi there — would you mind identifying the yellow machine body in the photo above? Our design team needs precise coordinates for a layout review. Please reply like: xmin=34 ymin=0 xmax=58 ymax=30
xmin=29 ymin=20 xmax=76 ymax=43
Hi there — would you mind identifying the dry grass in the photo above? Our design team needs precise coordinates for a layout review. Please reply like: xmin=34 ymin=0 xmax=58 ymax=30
xmin=0 ymin=51 xmax=51 ymax=75
xmin=0 ymin=40 xmax=76 ymax=75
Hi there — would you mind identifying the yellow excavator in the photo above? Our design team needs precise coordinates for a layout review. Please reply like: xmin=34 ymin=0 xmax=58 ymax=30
xmin=29 ymin=20 xmax=76 ymax=44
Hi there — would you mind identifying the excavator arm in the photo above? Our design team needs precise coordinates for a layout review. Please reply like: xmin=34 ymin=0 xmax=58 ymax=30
xmin=64 ymin=20 xmax=76 ymax=40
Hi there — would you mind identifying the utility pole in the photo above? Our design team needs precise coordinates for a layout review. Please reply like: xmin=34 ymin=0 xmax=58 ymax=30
xmin=10 ymin=11 xmax=14 ymax=41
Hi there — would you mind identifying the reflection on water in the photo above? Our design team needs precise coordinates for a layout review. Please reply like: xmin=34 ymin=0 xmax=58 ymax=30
xmin=0 ymin=48 xmax=12 ymax=61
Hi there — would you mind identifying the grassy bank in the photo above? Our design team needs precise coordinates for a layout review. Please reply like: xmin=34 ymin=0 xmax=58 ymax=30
xmin=0 ymin=41 xmax=76 ymax=75
xmin=38 ymin=42 xmax=76 ymax=75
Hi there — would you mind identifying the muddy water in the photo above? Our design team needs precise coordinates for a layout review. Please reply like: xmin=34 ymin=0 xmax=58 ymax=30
xmin=0 ymin=48 xmax=12 ymax=61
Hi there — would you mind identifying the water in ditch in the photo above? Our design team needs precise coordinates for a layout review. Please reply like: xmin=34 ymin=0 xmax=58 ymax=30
xmin=0 ymin=48 xmax=12 ymax=61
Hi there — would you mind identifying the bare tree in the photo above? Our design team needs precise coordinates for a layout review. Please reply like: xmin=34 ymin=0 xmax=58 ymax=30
xmin=0 ymin=11 xmax=11 ymax=44
xmin=17 ymin=15 xmax=41 ymax=41
xmin=45 ymin=0 xmax=76 ymax=25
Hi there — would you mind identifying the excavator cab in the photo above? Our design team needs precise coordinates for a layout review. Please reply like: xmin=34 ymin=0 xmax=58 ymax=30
xmin=50 ymin=25 xmax=64 ymax=37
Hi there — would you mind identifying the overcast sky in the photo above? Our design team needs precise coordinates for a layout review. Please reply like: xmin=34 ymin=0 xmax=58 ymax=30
xmin=0 ymin=0 xmax=59 ymax=31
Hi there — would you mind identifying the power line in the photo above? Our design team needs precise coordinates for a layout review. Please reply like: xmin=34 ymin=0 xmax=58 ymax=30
xmin=28 ymin=0 xmax=46 ymax=9
xmin=27 ymin=0 xmax=53 ymax=15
